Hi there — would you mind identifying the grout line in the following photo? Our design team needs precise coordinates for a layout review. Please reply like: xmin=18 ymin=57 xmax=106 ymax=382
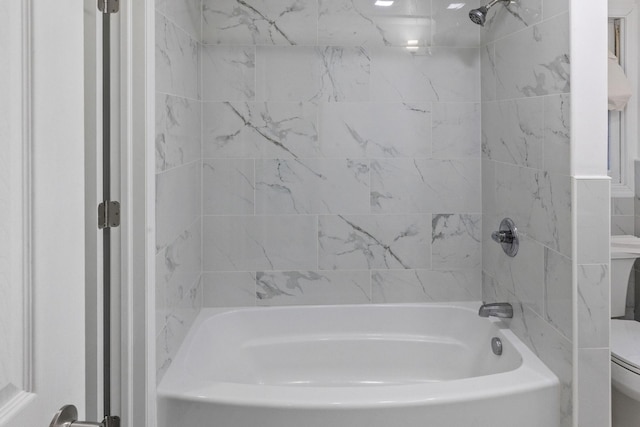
xmin=315 ymin=215 xmax=320 ymax=271
xmin=200 ymin=0 xmax=205 ymax=311
xmin=198 ymin=213 xmax=483 ymax=217
xmin=201 ymin=268 xmax=482 ymax=273
xmin=156 ymin=90 xmax=200 ymax=103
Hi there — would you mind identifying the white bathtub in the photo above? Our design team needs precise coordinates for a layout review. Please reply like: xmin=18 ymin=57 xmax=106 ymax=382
xmin=157 ymin=302 xmax=560 ymax=427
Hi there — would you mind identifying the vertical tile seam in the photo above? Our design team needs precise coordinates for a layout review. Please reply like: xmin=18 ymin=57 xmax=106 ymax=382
xmin=571 ymin=176 xmax=579 ymax=427
xmin=200 ymin=0 xmax=205 ymax=310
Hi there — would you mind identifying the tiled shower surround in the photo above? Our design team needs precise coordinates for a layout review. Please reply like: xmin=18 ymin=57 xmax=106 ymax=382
xmin=155 ymin=0 xmax=203 ymax=381
xmin=200 ymin=0 xmax=483 ymax=310
xmin=155 ymin=2 xmax=610 ymax=427
xmin=155 ymin=0 xmax=483 ymax=380
xmin=479 ymin=1 xmax=575 ymax=426
xmin=200 ymin=6 xmax=483 ymax=305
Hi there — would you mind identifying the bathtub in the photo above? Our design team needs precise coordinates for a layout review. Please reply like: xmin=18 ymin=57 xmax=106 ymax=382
xmin=157 ymin=302 xmax=560 ymax=427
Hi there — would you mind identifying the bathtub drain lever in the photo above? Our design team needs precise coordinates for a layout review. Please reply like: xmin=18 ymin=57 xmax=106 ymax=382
xmin=491 ymin=337 xmax=503 ymax=356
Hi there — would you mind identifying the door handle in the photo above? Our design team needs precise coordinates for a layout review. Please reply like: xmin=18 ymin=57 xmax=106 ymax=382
xmin=49 ymin=405 xmax=118 ymax=427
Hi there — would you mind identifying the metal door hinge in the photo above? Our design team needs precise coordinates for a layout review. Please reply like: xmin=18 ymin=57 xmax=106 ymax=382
xmin=98 ymin=0 xmax=119 ymax=13
xmin=98 ymin=201 xmax=120 ymax=229
xmin=103 ymin=415 xmax=120 ymax=427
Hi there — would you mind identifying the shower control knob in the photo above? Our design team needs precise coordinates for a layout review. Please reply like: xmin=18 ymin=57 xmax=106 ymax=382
xmin=491 ymin=230 xmax=514 ymax=244
xmin=491 ymin=218 xmax=519 ymax=257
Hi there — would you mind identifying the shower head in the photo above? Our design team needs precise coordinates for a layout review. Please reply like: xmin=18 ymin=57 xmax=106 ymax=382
xmin=469 ymin=0 xmax=509 ymax=26
xmin=469 ymin=6 xmax=489 ymax=26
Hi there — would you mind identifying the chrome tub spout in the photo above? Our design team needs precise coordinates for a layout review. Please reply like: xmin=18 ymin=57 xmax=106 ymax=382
xmin=478 ymin=302 xmax=513 ymax=319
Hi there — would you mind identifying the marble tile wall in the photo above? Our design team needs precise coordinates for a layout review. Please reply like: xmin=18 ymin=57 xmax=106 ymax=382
xmin=200 ymin=0 xmax=484 ymax=308
xmin=575 ymin=179 xmax=611 ymax=427
xmin=480 ymin=3 xmax=573 ymax=426
xmin=154 ymin=6 xmax=612 ymax=426
xmin=155 ymin=0 xmax=203 ymax=383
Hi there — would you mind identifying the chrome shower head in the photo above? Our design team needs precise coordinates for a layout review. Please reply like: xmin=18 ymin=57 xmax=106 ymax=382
xmin=469 ymin=6 xmax=489 ymax=26
xmin=469 ymin=0 xmax=509 ymax=26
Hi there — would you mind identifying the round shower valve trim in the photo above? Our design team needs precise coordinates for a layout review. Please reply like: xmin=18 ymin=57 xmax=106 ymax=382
xmin=491 ymin=218 xmax=519 ymax=257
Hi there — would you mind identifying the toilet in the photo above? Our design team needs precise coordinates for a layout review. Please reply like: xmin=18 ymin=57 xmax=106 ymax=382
xmin=611 ymin=235 xmax=640 ymax=426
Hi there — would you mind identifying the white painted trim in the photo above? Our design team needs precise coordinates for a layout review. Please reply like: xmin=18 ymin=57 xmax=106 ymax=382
xmin=570 ymin=0 xmax=609 ymax=176
xmin=119 ymin=0 xmax=156 ymax=425
xmin=144 ymin=0 xmax=158 ymax=421
xmin=572 ymin=175 xmax=613 ymax=180
xmin=0 ymin=1 xmax=34 ymax=420
xmin=19 ymin=0 xmax=33 ymax=396
xmin=611 ymin=186 xmax=635 ymax=197
xmin=0 ymin=393 xmax=35 ymax=423
xmin=5 ymin=0 xmax=87 ymax=423
xmin=609 ymin=1 xmax=639 ymax=198
xmin=120 ymin=2 xmax=134 ymax=425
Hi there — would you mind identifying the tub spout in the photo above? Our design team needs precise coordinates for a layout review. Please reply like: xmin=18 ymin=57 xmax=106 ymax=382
xmin=478 ymin=302 xmax=513 ymax=319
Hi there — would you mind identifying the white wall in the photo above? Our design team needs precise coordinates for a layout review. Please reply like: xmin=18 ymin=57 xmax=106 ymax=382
xmin=571 ymin=0 xmax=608 ymax=177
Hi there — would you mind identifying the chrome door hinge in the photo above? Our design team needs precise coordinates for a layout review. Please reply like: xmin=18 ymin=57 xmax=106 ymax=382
xmin=98 ymin=0 xmax=119 ymax=13
xmin=103 ymin=415 xmax=120 ymax=427
xmin=98 ymin=201 xmax=120 ymax=229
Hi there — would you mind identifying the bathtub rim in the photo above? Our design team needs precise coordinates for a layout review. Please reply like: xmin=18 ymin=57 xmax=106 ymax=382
xmin=157 ymin=301 xmax=560 ymax=409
